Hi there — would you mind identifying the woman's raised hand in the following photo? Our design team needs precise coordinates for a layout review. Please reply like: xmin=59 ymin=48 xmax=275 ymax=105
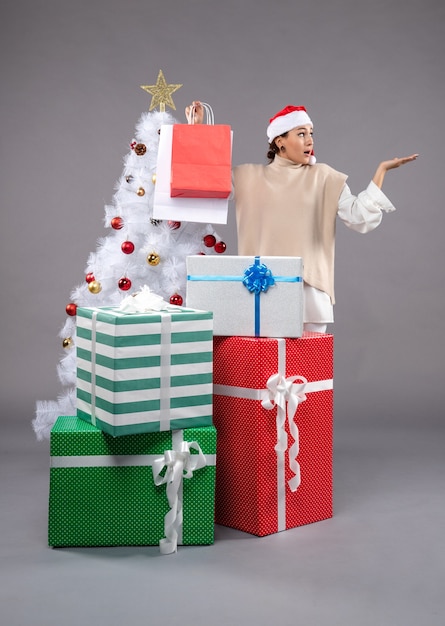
xmin=380 ymin=154 xmax=419 ymax=171
xmin=373 ymin=154 xmax=419 ymax=188
xmin=185 ymin=101 xmax=205 ymax=124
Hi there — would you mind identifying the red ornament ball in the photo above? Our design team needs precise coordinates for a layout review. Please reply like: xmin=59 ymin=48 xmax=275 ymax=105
xmin=121 ymin=241 xmax=135 ymax=254
xmin=66 ymin=303 xmax=77 ymax=316
xmin=118 ymin=277 xmax=132 ymax=291
xmin=203 ymin=234 xmax=216 ymax=247
xmin=214 ymin=240 xmax=227 ymax=254
xmin=85 ymin=272 xmax=95 ymax=283
xmin=111 ymin=217 xmax=124 ymax=230
xmin=169 ymin=293 xmax=183 ymax=306
xmin=168 ymin=221 xmax=181 ymax=230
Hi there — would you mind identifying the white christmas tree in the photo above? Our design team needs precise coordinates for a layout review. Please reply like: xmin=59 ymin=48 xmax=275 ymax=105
xmin=33 ymin=70 xmax=226 ymax=440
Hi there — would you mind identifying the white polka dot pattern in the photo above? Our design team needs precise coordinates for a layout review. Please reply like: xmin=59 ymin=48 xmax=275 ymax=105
xmin=48 ymin=416 xmax=216 ymax=547
xmin=213 ymin=333 xmax=333 ymax=536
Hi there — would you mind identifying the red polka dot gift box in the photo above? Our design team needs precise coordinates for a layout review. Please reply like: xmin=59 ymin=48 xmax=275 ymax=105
xmin=48 ymin=416 xmax=216 ymax=553
xmin=213 ymin=333 xmax=333 ymax=537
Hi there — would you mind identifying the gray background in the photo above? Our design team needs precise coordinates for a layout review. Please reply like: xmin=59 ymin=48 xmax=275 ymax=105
xmin=1 ymin=1 xmax=444 ymax=624
xmin=1 ymin=0 xmax=444 ymax=427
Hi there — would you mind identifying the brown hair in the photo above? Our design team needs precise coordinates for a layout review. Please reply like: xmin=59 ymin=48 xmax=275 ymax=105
xmin=267 ymin=131 xmax=289 ymax=162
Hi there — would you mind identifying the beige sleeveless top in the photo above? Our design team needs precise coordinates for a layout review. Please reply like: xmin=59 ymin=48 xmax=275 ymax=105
xmin=234 ymin=155 xmax=347 ymax=303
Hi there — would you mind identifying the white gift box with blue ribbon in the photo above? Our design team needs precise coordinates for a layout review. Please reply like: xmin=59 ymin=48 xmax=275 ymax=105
xmin=186 ymin=255 xmax=303 ymax=338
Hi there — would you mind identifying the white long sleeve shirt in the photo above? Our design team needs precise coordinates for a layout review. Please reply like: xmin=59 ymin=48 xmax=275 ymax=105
xmin=304 ymin=180 xmax=396 ymax=323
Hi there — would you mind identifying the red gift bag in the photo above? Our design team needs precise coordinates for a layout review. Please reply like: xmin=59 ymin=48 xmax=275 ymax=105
xmin=153 ymin=124 xmax=229 ymax=224
xmin=170 ymin=117 xmax=232 ymax=199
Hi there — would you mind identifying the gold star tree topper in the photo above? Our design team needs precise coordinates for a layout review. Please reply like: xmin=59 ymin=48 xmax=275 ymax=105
xmin=140 ymin=70 xmax=183 ymax=112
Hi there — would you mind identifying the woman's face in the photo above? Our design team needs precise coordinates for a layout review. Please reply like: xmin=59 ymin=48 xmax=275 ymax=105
xmin=275 ymin=124 xmax=314 ymax=165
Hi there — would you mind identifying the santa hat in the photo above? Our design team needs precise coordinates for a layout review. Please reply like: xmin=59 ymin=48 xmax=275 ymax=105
xmin=267 ymin=105 xmax=316 ymax=164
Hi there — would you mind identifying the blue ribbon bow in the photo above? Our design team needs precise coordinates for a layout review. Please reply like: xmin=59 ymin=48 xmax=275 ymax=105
xmin=242 ymin=260 xmax=276 ymax=294
xmin=243 ymin=257 xmax=276 ymax=335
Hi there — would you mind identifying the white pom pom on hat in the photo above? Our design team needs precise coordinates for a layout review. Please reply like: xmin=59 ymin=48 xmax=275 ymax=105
xmin=267 ymin=105 xmax=316 ymax=164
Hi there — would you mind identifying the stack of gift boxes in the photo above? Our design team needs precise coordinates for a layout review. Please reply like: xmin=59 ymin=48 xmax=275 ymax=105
xmin=186 ymin=255 xmax=334 ymax=536
xmin=48 ymin=301 xmax=217 ymax=554
xmin=48 ymin=255 xmax=334 ymax=553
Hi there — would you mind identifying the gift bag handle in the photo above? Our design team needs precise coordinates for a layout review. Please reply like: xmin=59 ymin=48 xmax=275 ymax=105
xmin=188 ymin=102 xmax=215 ymax=126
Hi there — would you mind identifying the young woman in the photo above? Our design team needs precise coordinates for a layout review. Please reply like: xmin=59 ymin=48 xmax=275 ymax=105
xmin=186 ymin=102 xmax=417 ymax=332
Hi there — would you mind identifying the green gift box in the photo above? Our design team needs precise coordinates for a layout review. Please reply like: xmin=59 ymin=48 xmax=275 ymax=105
xmin=76 ymin=305 xmax=213 ymax=436
xmin=48 ymin=416 xmax=216 ymax=552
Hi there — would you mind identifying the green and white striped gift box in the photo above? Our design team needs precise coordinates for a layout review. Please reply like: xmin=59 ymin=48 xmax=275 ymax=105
xmin=76 ymin=305 xmax=213 ymax=436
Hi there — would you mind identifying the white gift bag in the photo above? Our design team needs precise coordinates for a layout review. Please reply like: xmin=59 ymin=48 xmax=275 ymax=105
xmin=152 ymin=124 xmax=230 ymax=224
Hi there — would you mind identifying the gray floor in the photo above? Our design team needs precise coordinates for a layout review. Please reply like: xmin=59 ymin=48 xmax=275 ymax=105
xmin=1 ymin=415 xmax=444 ymax=626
